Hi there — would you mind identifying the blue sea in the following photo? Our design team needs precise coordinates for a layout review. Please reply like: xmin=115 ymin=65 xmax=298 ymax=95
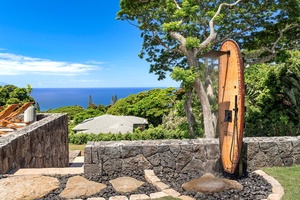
xmin=31 ymin=87 xmax=159 ymax=111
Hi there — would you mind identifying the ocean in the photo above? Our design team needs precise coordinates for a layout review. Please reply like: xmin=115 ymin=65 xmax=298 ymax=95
xmin=31 ymin=87 xmax=159 ymax=111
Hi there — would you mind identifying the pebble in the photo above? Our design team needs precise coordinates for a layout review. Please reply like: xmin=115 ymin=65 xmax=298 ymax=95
xmin=158 ymin=171 xmax=272 ymax=200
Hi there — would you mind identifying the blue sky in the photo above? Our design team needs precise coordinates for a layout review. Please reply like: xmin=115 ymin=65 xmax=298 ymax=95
xmin=0 ymin=1 xmax=179 ymax=88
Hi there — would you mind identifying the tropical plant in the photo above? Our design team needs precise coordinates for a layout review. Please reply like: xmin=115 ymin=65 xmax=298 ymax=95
xmin=107 ymin=87 xmax=177 ymax=126
xmin=117 ymin=0 xmax=299 ymax=138
xmin=46 ymin=105 xmax=84 ymax=120
xmin=72 ymin=108 xmax=104 ymax=125
xmin=0 ymin=84 xmax=34 ymax=106
xmin=245 ymin=51 xmax=300 ymax=136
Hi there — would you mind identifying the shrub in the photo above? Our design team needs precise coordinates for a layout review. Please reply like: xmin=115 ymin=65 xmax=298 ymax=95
xmin=68 ymin=125 xmax=191 ymax=145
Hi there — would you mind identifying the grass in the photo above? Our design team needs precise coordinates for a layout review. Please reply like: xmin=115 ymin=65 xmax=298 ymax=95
xmin=263 ymin=165 xmax=300 ymax=200
xmin=69 ymin=144 xmax=86 ymax=155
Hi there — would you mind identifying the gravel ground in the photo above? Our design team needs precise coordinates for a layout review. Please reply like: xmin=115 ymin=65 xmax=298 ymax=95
xmin=157 ymin=170 xmax=272 ymax=200
xmin=38 ymin=172 xmax=158 ymax=200
xmin=1 ymin=170 xmax=272 ymax=200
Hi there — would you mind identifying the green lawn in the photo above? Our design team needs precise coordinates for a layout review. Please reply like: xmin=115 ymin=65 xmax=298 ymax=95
xmin=263 ymin=165 xmax=300 ymax=200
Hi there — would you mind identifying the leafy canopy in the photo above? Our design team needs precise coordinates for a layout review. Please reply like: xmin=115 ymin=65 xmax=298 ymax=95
xmin=0 ymin=84 xmax=34 ymax=106
xmin=245 ymin=50 xmax=300 ymax=136
xmin=107 ymin=87 xmax=177 ymax=126
xmin=118 ymin=0 xmax=299 ymax=78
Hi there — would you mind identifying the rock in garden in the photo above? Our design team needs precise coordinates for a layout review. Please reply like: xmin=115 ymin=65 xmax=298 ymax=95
xmin=0 ymin=175 xmax=60 ymax=200
xmin=109 ymin=176 xmax=144 ymax=193
xmin=182 ymin=173 xmax=243 ymax=194
xmin=59 ymin=175 xmax=106 ymax=199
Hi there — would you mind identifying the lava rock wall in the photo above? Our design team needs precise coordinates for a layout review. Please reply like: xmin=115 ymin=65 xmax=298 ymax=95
xmin=0 ymin=114 xmax=69 ymax=174
xmin=84 ymin=136 xmax=300 ymax=176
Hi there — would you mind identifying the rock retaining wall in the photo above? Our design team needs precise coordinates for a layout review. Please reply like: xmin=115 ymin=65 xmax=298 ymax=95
xmin=84 ymin=136 xmax=300 ymax=176
xmin=0 ymin=114 xmax=69 ymax=174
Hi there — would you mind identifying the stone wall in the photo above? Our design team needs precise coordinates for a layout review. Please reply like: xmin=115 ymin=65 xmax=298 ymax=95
xmin=84 ymin=136 xmax=300 ymax=176
xmin=0 ymin=113 xmax=69 ymax=174
xmin=244 ymin=137 xmax=300 ymax=171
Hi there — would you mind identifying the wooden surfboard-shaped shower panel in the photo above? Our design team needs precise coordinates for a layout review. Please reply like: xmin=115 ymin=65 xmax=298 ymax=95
xmin=218 ymin=39 xmax=245 ymax=174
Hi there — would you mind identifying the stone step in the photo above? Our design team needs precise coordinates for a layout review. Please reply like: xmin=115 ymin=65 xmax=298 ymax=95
xmin=14 ymin=166 xmax=83 ymax=175
xmin=69 ymin=150 xmax=81 ymax=162
xmin=70 ymin=156 xmax=84 ymax=167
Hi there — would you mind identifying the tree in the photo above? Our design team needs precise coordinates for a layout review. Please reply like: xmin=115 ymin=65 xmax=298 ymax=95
xmin=46 ymin=105 xmax=84 ymax=120
xmin=244 ymin=50 xmax=300 ymax=136
xmin=87 ymin=95 xmax=97 ymax=109
xmin=242 ymin=0 xmax=300 ymax=65
xmin=35 ymin=102 xmax=41 ymax=112
xmin=107 ymin=88 xmax=177 ymax=126
xmin=111 ymin=95 xmax=118 ymax=105
xmin=0 ymin=84 xmax=34 ymax=106
xmin=117 ymin=0 xmax=299 ymax=138
xmin=73 ymin=108 xmax=104 ymax=125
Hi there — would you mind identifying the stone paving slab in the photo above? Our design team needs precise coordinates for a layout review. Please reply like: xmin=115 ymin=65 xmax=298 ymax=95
xmin=178 ymin=195 xmax=196 ymax=200
xmin=8 ymin=161 xmax=285 ymax=200
xmin=69 ymin=150 xmax=81 ymax=162
xmin=149 ymin=192 xmax=169 ymax=199
xmin=129 ymin=194 xmax=151 ymax=200
xmin=70 ymin=156 xmax=84 ymax=167
xmin=0 ymin=175 xmax=60 ymax=200
xmin=109 ymin=196 xmax=128 ymax=200
xmin=14 ymin=167 xmax=83 ymax=175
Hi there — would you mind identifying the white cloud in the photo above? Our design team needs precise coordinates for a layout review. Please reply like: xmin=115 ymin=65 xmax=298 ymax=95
xmin=70 ymin=79 xmax=103 ymax=83
xmin=0 ymin=52 xmax=101 ymax=75
xmin=85 ymin=60 xmax=106 ymax=65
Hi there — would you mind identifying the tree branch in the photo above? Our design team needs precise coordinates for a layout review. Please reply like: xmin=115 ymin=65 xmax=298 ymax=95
xmin=216 ymin=26 xmax=251 ymax=43
xmin=169 ymin=31 xmax=189 ymax=54
xmin=173 ymin=0 xmax=181 ymax=9
xmin=152 ymin=31 xmax=182 ymax=54
xmin=247 ymin=23 xmax=300 ymax=65
xmin=271 ymin=23 xmax=300 ymax=53
xmin=196 ymin=0 xmax=243 ymax=55
xmin=125 ymin=19 xmax=139 ymax=28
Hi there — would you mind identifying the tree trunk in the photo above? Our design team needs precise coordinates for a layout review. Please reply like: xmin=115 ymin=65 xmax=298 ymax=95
xmin=204 ymin=58 xmax=218 ymax=135
xmin=194 ymin=76 xmax=215 ymax=138
xmin=187 ymin=56 xmax=216 ymax=138
xmin=184 ymin=88 xmax=197 ymax=138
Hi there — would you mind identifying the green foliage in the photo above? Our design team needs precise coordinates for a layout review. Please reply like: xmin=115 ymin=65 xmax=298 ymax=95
xmin=46 ymin=105 xmax=84 ymax=120
xmin=245 ymin=51 xmax=300 ymax=136
xmin=162 ymin=22 xmax=181 ymax=32
xmin=0 ymin=84 xmax=34 ymax=106
xmin=171 ymin=67 xmax=196 ymax=88
xmin=72 ymin=108 xmax=104 ymax=125
xmin=118 ymin=0 xmax=299 ymax=79
xmin=118 ymin=0 xmax=299 ymax=137
xmin=186 ymin=37 xmax=200 ymax=49
xmin=69 ymin=124 xmax=190 ymax=145
xmin=107 ymin=88 xmax=177 ymax=126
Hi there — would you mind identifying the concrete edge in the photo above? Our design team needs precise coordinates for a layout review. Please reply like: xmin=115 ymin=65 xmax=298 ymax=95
xmin=254 ymin=170 xmax=284 ymax=200
xmin=144 ymin=170 xmax=196 ymax=200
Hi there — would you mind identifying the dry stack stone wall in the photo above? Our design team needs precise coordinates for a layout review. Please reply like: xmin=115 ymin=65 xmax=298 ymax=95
xmin=84 ymin=136 xmax=300 ymax=176
xmin=0 ymin=113 xmax=69 ymax=174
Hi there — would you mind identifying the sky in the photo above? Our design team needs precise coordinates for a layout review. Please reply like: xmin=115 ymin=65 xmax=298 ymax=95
xmin=0 ymin=1 xmax=180 ymax=88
